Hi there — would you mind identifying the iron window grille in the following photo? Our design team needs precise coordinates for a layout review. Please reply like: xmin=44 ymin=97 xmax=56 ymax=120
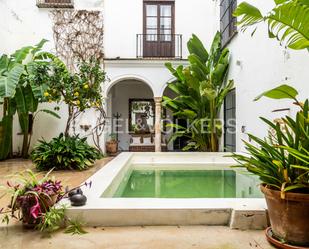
xmin=220 ymin=0 xmax=237 ymax=47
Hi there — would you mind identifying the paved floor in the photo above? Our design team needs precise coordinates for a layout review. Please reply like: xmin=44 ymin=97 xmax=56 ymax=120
xmin=0 ymin=158 xmax=274 ymax=249
xmin=0 ymin=225 xmax=274 ymax=249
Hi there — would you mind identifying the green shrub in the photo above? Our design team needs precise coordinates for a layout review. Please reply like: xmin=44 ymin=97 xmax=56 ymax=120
xmin=31 ymin=134 xmax=102 ymax=171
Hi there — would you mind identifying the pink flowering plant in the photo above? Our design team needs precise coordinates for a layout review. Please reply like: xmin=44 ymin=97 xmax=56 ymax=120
xmin=0 ymin=169 xmax=90 ymax=234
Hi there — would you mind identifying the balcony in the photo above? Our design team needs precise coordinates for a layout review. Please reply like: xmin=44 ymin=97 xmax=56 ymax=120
xmin=36 ymin=0 xmax=74 ymax=8
xmin=136 ymin=34 xmax=182 ymax=59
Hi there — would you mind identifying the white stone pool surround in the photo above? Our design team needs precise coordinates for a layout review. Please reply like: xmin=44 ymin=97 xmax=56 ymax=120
xmin=65 ymin=152 xmax=268 ymax=230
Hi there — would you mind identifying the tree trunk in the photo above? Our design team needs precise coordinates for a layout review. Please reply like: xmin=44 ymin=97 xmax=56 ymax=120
xmin=21 ymin=114 xmax=29 ymax=158
xmin=209 ymin=100 xmax=217 ymax=152
xmin=65 ymin=105 xmax=73 ymax=137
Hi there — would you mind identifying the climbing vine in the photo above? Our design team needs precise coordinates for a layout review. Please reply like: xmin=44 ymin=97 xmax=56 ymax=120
xmin=51 ymin=10 xmax=104 ymax=71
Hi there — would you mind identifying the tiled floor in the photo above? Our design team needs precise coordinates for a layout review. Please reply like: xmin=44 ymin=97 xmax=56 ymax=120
xmin=0 ymin=157 xmax=274 ymax=249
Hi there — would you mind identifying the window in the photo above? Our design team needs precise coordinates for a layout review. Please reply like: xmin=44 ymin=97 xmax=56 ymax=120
xmin=141 ymin=1 xmax=177 ymax=58
xmin=224 ymin=89 xmax=236 ymax=152
xmin=220 ymin=0 xmax=237 ymax=47
xmin=144 ymin=2 xmax=173 ymax=42
xmin=36 ymin=0 xmax=74 ymax=8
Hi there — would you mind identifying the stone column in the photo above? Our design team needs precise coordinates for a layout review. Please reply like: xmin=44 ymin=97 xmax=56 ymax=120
xmin=154 ymin=97 xmax=162 ymax=152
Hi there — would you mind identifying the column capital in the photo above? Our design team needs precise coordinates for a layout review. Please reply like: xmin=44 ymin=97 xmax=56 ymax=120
xmin=154 ymin=97 xmax=162 ymax=103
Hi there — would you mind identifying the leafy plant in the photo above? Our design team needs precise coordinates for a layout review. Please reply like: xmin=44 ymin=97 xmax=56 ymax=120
xmin=0 ymin=169 xmax=62 ymax=227
xmin=37 ymin=54 xmax=106 ymax=137
xmin=163 ymin=32 xmax=234 ymax=151
xmin=31 ymin=133 xmax=102 ymax=171
xmin=109 ymin=133 xmax=118 ymax=142
xmin=231 ymin=85 xmax=309 ymax=197
xmin=0 ymin=40 xmax=60 ymax=159
xmin=234 ymin=0 xmax=309 ymax=50
xmin=64 ymin=219 xmax=88 ymax=235
xmin=0 ymin=169 xmax=91 ymax=235
xmin=37 ymin=205 xmax=66 ymax=234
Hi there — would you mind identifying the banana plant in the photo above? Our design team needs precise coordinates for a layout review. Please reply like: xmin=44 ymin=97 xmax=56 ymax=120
xmin=164 ymin=32 xmax=234 ymax=152
xmin=234 ymin=0 xmax=309 ymax=51
xmin=0 ymin=55 xmax=24 ymax=159
xmin=0 ymin=40 xmax=60 ymax=159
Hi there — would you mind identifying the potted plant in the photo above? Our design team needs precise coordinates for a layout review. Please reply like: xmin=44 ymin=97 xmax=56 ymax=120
xmin=231 ymin=85 xmax=309 ymax=247
xmin=0 ymin=169 xmax=90 ymax=234
xmin=106 ymin=133 xmax=118 ymax=154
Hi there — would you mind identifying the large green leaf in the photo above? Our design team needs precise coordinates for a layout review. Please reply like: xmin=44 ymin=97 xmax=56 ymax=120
xmin=234 ymin=1 xmax=309 ymax=50
xmin=24 ymin=84 xmax=38 ymax=113
xmin=15 ymin=86 xmax=27 ymax=114
xmin=31 ymin=83 xmax=48 ymax=100
xmin=31 ymin=39 xmax=48 ymax=56
xmin=268 ymin=1 xmax=309 ymax=50
xmin=0 ymin=54 xmax=9 ymax=75
xmin=36 ymin=109 xmax=61 ymax=119
xmin=187 ymin=34 xmax=209 ymax=63
xmin=254 ymin=84 xmax=299 ymax=101
xmin=0 ymin=63 xmax=24 ymax=98
xmin=11 ymin=46 xmax=33 ymax=64
xmin=234 ymin=2 xmax=263 ymax=30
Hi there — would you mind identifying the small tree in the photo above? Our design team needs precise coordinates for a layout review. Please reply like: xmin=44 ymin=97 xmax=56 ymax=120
xmin=38 ymin=54 xmax=107 ymax=152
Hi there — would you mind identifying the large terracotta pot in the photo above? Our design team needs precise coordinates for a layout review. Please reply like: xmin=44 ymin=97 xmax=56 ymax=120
xmin=261 ymin=184 xmax=309 ymax=246
xmin=106 ymin=140 xmax=118 ymax=154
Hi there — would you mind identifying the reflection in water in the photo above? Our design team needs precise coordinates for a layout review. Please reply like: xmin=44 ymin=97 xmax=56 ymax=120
xmin=113 ymin=169 xmax=262 ymax=198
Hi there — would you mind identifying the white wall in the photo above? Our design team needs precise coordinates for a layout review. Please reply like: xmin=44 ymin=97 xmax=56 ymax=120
xmin=225 ymin=0 xmax=309 ymax=151
xmin=1 ymin=0 xmax=309 ymax=154
xmin=104 ymin=60 xmax=188 ymax=97
xmin=103 ymin=0 xmax=218 ymax=59
xmin=0 ymin=0 xmax=105 ymax=153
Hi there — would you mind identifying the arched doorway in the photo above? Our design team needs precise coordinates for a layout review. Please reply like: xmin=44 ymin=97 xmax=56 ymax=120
xmin=106 ymin=79 xmax=155 ymax=151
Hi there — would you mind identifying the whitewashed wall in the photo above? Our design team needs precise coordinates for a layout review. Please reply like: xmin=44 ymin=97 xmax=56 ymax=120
xmin=0 ymin=0 xmax=104 ymax=153
xmin=224 ymin=0 xmax=309 ymax=151
xmin=1 ymin=0 xmax=309 ymax=154
xmin=103 ymin=0 xmax=218 ymax=59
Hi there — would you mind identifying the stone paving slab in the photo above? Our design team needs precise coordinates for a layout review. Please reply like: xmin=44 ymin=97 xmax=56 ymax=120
xmin=0 ymin=225 xmax=274 ymax=249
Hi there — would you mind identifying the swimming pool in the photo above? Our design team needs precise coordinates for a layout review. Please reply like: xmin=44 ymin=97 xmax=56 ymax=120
xmin=65 ymin=152 xmax=267 ymax=229
xmin=104 ymin=167 xmax=262 ymax=198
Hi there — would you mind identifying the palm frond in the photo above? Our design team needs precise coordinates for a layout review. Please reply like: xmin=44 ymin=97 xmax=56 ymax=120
xmin=268 ymin=1 xmax=309 ymax=50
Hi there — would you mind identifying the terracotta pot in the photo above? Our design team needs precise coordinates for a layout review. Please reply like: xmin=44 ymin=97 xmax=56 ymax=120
xmin=21 ymin=194 xmax=57 ymax=228
xmin=39 ymin=194 xmax=57 ymax=211
xmin=106 ymin=140 xmax=118 ymax=154
xmin=261 ymin=184 xmax=309 ymax=246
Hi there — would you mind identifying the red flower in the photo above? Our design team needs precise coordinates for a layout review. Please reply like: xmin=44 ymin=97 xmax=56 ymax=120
xmin=30 ymin=196 xmax=41 ymax=219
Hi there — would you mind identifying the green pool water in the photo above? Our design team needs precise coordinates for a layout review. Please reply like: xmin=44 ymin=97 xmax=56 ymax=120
xmin=112 ymin=169 xmax=262 ymax=198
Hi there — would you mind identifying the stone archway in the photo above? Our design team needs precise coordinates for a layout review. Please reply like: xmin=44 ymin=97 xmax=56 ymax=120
xmin=106 ymin=78 xmax=158 ymax=152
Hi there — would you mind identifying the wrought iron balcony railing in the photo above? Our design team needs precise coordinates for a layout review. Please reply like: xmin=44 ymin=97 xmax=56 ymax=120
xmin=136 ymin=34 xmax=182 ymax=59
xmin=36 ymin=0 xmax=74 ymax=8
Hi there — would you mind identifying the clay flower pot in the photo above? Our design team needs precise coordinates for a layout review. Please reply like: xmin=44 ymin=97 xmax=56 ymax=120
xmin=106 ymin=140 xmax=118 ymax=154
xmin=20 ymin=194 xmax=57 ymax=228
xmin=261 ymin=184 xmax=309 ymax=246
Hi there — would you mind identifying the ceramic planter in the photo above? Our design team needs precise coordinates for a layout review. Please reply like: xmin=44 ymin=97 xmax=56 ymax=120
xmin=106 ymin=140 xmax=118 ymax=154
xmin=261 ymin=184 xmax=309 ymax=246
